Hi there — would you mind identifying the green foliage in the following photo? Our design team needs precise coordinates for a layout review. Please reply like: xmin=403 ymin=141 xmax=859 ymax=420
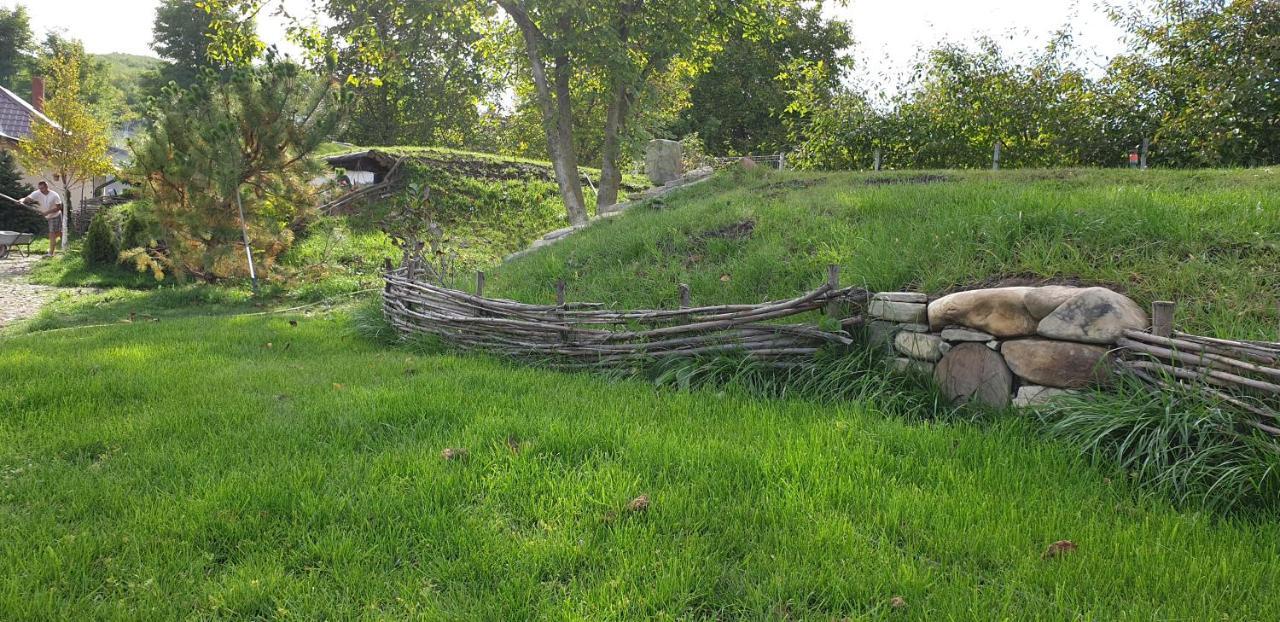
xmin=0 ymin=5 xmax=32 ymax=92
xmin=791 ymin=1 xmax=1280 ymax=170
xmin=36 ymin=35 xmax=129 ymax=129
xmin=1035 ymin=376 xmax=1280 ymax=512
xmin=119 ymin=205 xmax=152 ymax=251
xmin=310 ymin=0 xmax=494 ymax=148
xmin=4 ymin=314 xmax=1280 ymax=617
xmin=671 ymin=4 xmax=852 ymax=155
xmin=81 ymin=210 xmax=119 ymax=267
xmin=131 ymin=58 xmax=340 ymax=281
xmin=0 ymin=150 xmax=41 ymax=234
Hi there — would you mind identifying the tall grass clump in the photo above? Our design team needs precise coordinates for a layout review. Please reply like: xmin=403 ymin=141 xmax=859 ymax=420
xmin=1034 ymin=376 xmax=1280 ymax=513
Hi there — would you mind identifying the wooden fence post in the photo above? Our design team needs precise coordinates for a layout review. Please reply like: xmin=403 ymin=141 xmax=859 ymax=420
xmin=1152 ymin=301 xmax=1175 ymax=338
xmin=1140 ymin=137 xmax=1150 ymax=170
xmin=825 ymin=265 xmax=841 ymax=323
xmin=992 ymin=141 xmax=1002 ymax=171
xmin=555 ymin=279 xmax=568 ymax=342
xmin=678 ymin=283 xmax=691 ymax=309
xmin=475 ymin=271 xmax=486 ymax=297
xmin=873 ymin=148 xmax=882 ymax=171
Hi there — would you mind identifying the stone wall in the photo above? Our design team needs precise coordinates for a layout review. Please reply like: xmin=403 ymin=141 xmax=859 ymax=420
xmin=868 ymin=286 xmax=1148 ymax=408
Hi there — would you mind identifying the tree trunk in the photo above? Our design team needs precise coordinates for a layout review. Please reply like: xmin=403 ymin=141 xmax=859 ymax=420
xmin=496 ymin=1 xmax=589 ymax=226
xmin=597 ymin=81 xmax=630 ymax=210
xmin=60 ymin=181 xmax=71 ymax=252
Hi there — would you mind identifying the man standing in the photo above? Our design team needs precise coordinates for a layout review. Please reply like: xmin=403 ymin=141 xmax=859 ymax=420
xmin=22 ymin=181 xmax=63 ymax=256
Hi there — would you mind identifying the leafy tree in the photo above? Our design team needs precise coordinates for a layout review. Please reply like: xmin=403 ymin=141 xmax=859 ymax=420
xmin=17 ymin=50 xmax=114 ymax=251
xmin=130 ymin=58 xmax=340 ymax=281
xmin=37 ymin=35 xmax=128 ymax=128
xmin=148 ymin=0 xmax=228 ymax=91
xmin=493 ymin=0 xmax=803 ymax=223
xmin=1109 ymin=0 xmax=1280 ymax=166
xmin=311 ymin=0 xmax=495 ymax=147
xmin=0 ymin=6 xmax=33 ymax=93
xmin=673 ymin=4 xmax=852 ymax=156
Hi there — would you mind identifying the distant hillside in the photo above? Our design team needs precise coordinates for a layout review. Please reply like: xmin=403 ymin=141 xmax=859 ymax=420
xmin=94 ymin=53 xmax=162 ymax=115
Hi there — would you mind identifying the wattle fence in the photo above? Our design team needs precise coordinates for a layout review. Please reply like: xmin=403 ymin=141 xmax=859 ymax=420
xmin=382 ymin=264 xmax=869 ymax=368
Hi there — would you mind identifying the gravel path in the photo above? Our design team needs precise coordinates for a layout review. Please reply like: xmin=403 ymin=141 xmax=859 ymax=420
xmin=0 ymin=253 xmax=79 ymax=328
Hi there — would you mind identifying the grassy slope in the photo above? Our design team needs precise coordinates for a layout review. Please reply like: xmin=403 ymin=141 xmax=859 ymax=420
xmin=2 ymin=314 xmax=1279 ymax=619
xmin=489 ymin=167 xmax=1280 ymax=339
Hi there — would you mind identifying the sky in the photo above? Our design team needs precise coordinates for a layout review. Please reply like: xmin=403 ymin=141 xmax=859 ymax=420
xmin=10 ymin=0 xmax=1131 ymax=82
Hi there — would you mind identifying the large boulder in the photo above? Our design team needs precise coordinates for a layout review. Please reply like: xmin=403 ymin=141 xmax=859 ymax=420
xmin=933 ymin=343 xmax=1013 ymax=408
xmin=645 ymin=139 xmax=684 ymax=185
xmin=928 ymin=287 xmax=1040 ymax=337
xmin=1001 ymin=339 xmax=1112 ymax=389
xmin=1024 ymin=286 xmax=1084 ymax=319
xmin=1037 ymin=287 xmax=1148 ymax=345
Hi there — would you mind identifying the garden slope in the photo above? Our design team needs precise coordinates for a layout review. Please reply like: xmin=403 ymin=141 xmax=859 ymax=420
xmin=2 ymin=314 xmax=1280 ymax=618
xmin=488 ymin=167 xmax=1280 ymax=340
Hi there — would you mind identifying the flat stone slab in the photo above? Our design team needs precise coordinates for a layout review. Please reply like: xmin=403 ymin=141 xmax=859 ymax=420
xmin=872 ymin=292 xmax=928 ymax=304
xmin=895 ymin=332 xmax=943 ymax=362
xmin=941 ymin=327 xmax=995 ymax=342
xmin=868 ymin=300 xmax=928 ymax=323
xmin=1013 ymin=385 xmax=1080 ymax=408
xmin=889 ymin=357 xmax=935 ymax=375
xmin=928 ymin=287 xmax=1040 ymax=337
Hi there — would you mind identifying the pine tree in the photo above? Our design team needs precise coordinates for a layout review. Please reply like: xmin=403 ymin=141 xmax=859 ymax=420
xmin=0 ymin=150 xmax=42 ymax=234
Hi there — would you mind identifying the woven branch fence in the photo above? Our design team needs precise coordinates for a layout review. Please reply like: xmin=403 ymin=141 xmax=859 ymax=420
xmin=1117 ymin=301 xmax=1280 ymax=435
xmin=383 ymin=263 xmax=870 ymax=368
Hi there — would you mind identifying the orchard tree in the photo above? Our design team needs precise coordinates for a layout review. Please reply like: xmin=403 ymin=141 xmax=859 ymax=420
xmin=17 ymin=51 xmax=113 ymax=251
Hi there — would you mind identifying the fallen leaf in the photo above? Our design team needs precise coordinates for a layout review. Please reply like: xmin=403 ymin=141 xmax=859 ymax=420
xmin=265 ymin=342 xmax=273 ymax=349
xmin=441 ymin=448 xmax=468 ymax=461
xmin=332 ymin=383 xmax=345 ymax=390
xmin=1042 ymin=540 xmax=1077 ymax=559
xmin=719 ymin=274 xmax=731 ymax=282
xmin=625 ymin=495 xmax=650 ymax=513
xmin=890 ymin=596 xmax=907 ymax=609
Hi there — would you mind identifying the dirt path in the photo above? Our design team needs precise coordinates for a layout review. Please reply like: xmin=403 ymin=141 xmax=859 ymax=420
xmin=0 ymin=254 xmax=74 ymax=328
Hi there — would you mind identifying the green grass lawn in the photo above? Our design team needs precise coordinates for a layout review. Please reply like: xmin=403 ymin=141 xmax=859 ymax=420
xmin=490 ymin=167 xmax=1280 ymax=339
xmin=2 ymin=313 xmax=1280 ymax=619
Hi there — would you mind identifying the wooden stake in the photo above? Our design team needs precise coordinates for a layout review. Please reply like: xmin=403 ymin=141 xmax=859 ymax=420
xmin=825 ymin=265 xmax=841 ymax=322
xmin=992 ymin=141 xmax=1002 ymax=171
xmin=1140 ymin=137 xmax=1150 ymax=170
xmin=475 ymin=271 xmax=486 ymax=298
xmin=1152 ymin=300 xmax=1175 ymax=338
xmin=555 ymin=279 xmax=566 ymax=307
xmin=873 ymin=148 xmax=882 ymax=171
xmin=679 ymin=283 xmax=691 ymax=309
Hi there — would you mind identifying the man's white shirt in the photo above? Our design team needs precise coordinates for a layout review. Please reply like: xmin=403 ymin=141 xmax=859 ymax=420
xmin=25 ymin=189 xmax=63 ymax=217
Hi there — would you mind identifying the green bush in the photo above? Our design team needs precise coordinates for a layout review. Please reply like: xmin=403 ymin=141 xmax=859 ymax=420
xmin=82 ymin=211 xmax=119 ymax=267
xmin=120 ymin=208 xmax=151 ymax=252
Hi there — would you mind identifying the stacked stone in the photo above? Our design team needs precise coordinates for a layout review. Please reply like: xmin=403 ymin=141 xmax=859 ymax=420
xmin=867 ymin=286 xmax=1148 ymax=409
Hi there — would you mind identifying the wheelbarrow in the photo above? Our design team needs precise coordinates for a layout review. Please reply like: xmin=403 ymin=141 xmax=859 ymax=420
xmin=0 ymin=231 xmax=35 ymax=259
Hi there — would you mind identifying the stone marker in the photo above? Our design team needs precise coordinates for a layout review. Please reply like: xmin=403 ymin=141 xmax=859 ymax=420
xmin=1036 ymin=287 xmax=1148 ymax=344
xmin=928 ymin=287 xmax=1039 ymax=337
xmin=895 ymin=332 xmax=944 ymax=362
xmin=1001 ymin=338 xmax=1112 ymax=388
xmin=868 ymin=300 xmax=928 ymax=324
xmin=1013 ymin=385 xmax=1079 ymax=408
xmin=933 ymin=343 xmax=1013 ymax=408
xmin=645 ymin=139 xmax=684 ymax=185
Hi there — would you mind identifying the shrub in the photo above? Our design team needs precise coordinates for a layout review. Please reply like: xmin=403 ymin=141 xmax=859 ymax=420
xmin=120 ymin=207 xmax=152 ymax=253
xmin=82 ymin=210 xmax=119 ymax=267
